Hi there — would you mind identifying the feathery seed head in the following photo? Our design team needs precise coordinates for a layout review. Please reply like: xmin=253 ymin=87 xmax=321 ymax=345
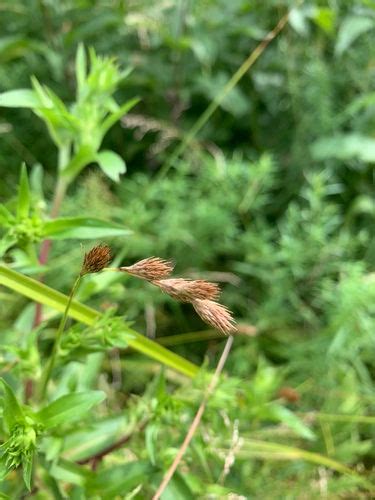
xmin=154 ymin=278 xmax=220 ymax=302
xmin=120 ymin=257 xmax=174 ymax=281
xmin=192 ymin=299 xmax=236 ymax=335
xmin=81 ymin=244 xmax=112 ymax=275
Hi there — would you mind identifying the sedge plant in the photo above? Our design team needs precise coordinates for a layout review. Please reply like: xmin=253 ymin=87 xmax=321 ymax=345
xmin=0 ymin=242 xmax=236 ymax=491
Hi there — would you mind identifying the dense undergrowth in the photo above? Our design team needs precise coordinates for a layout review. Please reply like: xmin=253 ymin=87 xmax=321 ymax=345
xmin=0 ymin=0 xmax=374 ymax=498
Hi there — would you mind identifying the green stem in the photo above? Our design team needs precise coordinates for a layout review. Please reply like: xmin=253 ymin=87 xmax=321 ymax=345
xmin=156 ymin=10 xmax=290 ymax=180
xmin=38 ymin=275 xmax=82 ymax=401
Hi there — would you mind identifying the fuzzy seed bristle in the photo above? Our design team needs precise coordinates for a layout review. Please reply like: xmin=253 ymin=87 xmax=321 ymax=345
xmin=120 ymin=257 xmax=174 ymax=281
xmin=154 ymin=278 xmax=220 ymax=302
xmin=81 ymin=244 xmax=112 ymax=275
xmin=192 ymin=299 xmax=236 ymax=335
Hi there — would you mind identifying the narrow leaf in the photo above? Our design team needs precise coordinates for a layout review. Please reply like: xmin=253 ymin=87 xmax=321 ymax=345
xmin=0 ymin=265 xmax=199 ymax=378
xmin=0 ymin=233 xmax=17 ymax=258
xmin=241 ymin=439 xmax=357 ymax=476
xmin=268 ymin=404 xmax=316 ymax=440
xmin=100 ymin=97 xmax=140 ymax=137
xmin=0 ymin=378 xmax=25 ymax=431
xmin=62 ymin=416 xmax=128 ymax=462
xmin=311 ymin=133 xmax=375 ymax=162
xmin=50 ymin=459 xmax=91 ymax=486
xmin=335 ymin=16 xmax=374 ymax=56
xmin=43 ymin=217 xmax=131 ymax=239
xmin=86 ymin=461 xmax=151 ymax=495
xmin=22 ymin=452 xmax=33 ymax=491
xmin=75 ymin=44 xmax=87 ymax=98
xmin=36 ymin=391 xmax=106 ymax=429
xmin=0 ymin=89 xmax=39 ymax=108
xmin=17 ymin=163 xmax=30 ymax=219
xmin=0 ymin=205 xmax=15 ymax=225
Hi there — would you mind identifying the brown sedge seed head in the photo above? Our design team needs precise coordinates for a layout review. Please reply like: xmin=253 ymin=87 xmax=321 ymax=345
xmin=120 ymin=257 xmax=174 ymax=281
xmin=80 ymin=244 xmax=112 ymax=275
xmin=192 ymin=299 xmax=236 ymax=335
xmin=154 ymin=278 xmax=220 ymax=302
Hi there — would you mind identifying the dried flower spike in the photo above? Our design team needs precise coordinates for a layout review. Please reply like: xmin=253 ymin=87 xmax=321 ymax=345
xmin=192 ymin=299 xmax=236 ymax=335
xmin=154 ymin=278 xmax=220 ymax=303
xmin=80 ymin=244 xmax=112 ymax=275
xmin=120 ymin=257 xmax=174 ymax=281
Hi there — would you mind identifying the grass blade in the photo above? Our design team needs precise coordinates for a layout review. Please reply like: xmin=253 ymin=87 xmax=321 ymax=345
xmin=0 ymin=264 xmax=199 ymax=378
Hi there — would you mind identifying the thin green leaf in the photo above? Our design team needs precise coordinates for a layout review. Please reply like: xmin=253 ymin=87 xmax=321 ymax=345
xmin=0 ymin=89 xmax=39 ymax=108
xmin=50 ymin=459 xmax=91 ymax=487
xmin=96 ymin=150 xmax=126 ymax=182
xmin=86 ymin=461 xmax=152 ymax=495
xmin=62 ymin=416 xmax=128 ymax=462
xmin=267 ymin=404 xmax=316 ymax=441
xmin=0 ymin=265 xmax=199 ymax=378
xmin=239 ymin=439 xmax=358 ymax=477
xmin=22 ymin=452 xmax=33 ymax=491
xmin=0 ymin=378 xmax=25 ymax=432
xmin=17 ymin=163 xmax=30 ymax=219
xmin=162 ymin=472 xmax=195 ymax=500
xmin=0 ymin=232 xmax=17 ymax=258
xmin=145 ymin=424 xmax=159 ymax=465
xmin=100 ymin=97 xmax=140 ymax=137
xmin=0 ymin=205 xmax=15 ymax=225
xmin=311 ymin=134 xmax=375 ymax=162
xmin=335 ymin=16 xmax=374 ymax=56
xmin=75 ymin=44 xmax=87 ymax=98
xmin=43 ymin=217 xmax=131 ymax=239
xmin=36 ymin=391 xmax=106 ymax=429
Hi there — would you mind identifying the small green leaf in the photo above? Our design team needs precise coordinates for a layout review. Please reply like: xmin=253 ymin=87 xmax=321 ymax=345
xmin=0 ymin=89 xmax=39 ymax=108
xmin=145 ymin=424 xmax=159 ymax=466
xmin=0 ymin=205 xmax=15 ymax=225
xmin=75 ymin=44 xmax=87 ymax=98
xmin=43 ymin=217 xmax=132 ymax=239
xmin=335 ymin=16 xmax=374 ymax=56
xmin=162 ymin=472 xmax=195 ymax=500
xmin=50 ymin=459 xmax=91 ymax=486
xmin=0 ymin=379 xmax=25 ymax=432
xmin=22 ymin=451 xmax=34 ymax=491
xmin=86 ymin=461 xmax=151 ymax=495
xmin=36 ymin=391 xmax=106 ymax=429
xmin=267 ymin=404 xmax=316 ymax=440
xmin=311 ymin=133 xmax=375 ymax=163
xmin=0 ymin=232 xmax=17 ymax=258
xmin=62 ymin=416 xmax=128 ymax=462
xmin=17 ymin=163 xmax=30 ymax=219
xmin=96 ymin=150 xmax=126 ymax=182
xmin=289 ymin=7 xmax=310 ymax=37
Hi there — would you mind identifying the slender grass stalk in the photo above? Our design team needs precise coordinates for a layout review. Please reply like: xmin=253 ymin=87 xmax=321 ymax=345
xmin=152 ymin=335 xmax=234 ymax=500
xmin=38 ymin=274 xmax=82 ymax=401
xmin=156 ymin=9 xmax=292 ymax=180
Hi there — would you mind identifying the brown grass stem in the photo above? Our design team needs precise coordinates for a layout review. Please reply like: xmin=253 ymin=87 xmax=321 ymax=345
xmin=152 ymin=335 xmax=234 ymax=500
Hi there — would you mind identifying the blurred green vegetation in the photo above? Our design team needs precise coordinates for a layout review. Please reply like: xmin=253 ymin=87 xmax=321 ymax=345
xmin=0 ymin=0 xmax=374 ymax=497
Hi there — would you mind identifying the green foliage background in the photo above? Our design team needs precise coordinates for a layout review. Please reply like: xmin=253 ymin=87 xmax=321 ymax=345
xmin=0 ymin=0 xmax=374 ymax=498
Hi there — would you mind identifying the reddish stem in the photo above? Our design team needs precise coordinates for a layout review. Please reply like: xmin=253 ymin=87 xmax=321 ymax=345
xmin=33 ymin=178 xmax=67 ymax=327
